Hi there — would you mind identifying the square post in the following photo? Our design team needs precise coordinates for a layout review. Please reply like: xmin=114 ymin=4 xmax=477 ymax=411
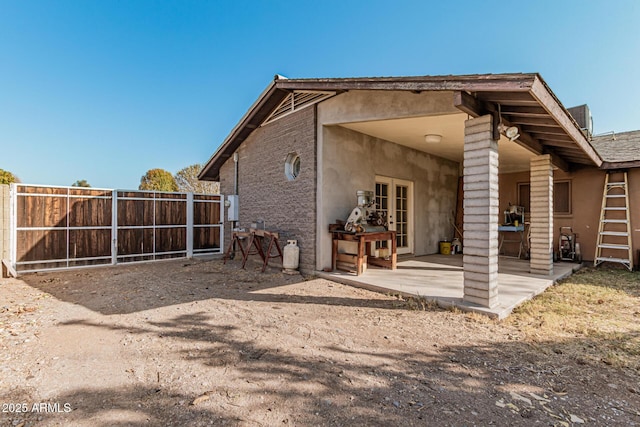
xmin=186 ymin=193 xmax=194 ymax=258
xmin=463 ymin=115 xmax=499 ymax=308
xmin=111 ymin=190 xmax=118 ymax=265
xmin=529 ymin=155 xmax=554 ymax=275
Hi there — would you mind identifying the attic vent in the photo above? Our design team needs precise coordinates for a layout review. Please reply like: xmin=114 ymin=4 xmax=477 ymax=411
xmin=264 ymin=91 xmax=335 ymax=125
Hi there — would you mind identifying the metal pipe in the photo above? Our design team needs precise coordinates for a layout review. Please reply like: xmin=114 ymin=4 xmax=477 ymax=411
xmin=232 ymin=152 xmax=239 ymax=258
xmin=233 ymin=152 xmax=239 ymax=195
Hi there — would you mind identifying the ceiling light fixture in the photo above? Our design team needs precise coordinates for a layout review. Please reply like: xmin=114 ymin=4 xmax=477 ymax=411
xmin=424 ymin=134 xmax=442 ymax=144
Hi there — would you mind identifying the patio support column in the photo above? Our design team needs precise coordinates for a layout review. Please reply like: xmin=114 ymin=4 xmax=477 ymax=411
xmin=529 ymin=155 xmax=554 ymax=275
xmin=463 ymin=115 xmax=499 ymax=308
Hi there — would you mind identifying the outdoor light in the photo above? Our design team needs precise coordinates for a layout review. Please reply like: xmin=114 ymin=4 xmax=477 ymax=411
xmin=424 ymin=134 xmax=442 ymax=144
xmin=498 ymin=124 xmax=520 ymax=141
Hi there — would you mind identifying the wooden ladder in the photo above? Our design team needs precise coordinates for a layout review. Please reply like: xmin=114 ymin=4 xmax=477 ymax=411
xmin=594 ymin=171 xmax=633 ymax=271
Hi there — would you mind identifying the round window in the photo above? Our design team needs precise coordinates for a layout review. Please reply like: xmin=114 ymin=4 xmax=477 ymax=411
xmin=285 ymin=152 xmax=300 ymax=180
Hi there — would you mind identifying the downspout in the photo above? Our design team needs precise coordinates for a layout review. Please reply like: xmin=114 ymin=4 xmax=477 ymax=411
xmin=234 ymin=152 xmax=239 ymax=195
xmin=232 ymin=152 xmax=239 ymax=258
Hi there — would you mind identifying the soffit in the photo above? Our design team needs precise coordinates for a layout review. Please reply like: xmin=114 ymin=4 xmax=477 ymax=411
xmin=339 ymin=113 xmax=536 ymax=173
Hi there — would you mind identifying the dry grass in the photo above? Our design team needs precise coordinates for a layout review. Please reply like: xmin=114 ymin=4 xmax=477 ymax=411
xmin=505 ymin=266 xmax=640 ymax=372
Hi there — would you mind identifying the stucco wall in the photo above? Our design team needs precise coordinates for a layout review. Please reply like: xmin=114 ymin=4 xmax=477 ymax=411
xmin=218 ymin=106 xmax=317 ymax=273
xmin=315 ymin=90 xmax=463 ymax=271
xmin=499 ymin=167 xmax=640 ymax=266
xmin=318 ymin=90 xmax=460 ymax=125
xmin=316 ymin=125 xmax=459 ymax=270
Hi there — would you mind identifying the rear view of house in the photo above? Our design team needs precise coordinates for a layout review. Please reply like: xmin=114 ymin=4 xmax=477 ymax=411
xmin=199 ymin=73 xmax=639 ymax=312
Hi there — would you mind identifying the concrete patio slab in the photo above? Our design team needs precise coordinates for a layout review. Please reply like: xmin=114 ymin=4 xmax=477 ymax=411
xmin=317 ymin=254 xmax=582 ymax=319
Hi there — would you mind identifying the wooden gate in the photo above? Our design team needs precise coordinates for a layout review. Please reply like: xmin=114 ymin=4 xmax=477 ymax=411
xmin=8 ymin=184 xmax=223 ymax=274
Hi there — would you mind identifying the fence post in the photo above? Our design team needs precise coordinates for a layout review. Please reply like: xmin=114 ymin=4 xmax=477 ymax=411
xmin=8 ymin=184 xmax=17 ymax=277
xmin=219 ymin=195 xmax=225 ymax=253
xmin=0 ymin=184 xmax=9 ymax=276
xmin=112 ymin=190 xmax=118 ymax=265
xmin=187 ymin=193 xmax=194 ymax=258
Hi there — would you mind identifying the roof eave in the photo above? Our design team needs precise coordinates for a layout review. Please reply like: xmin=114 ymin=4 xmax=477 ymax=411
xmin=198 ymin=77 xmax=289 ymax=181
xmin=200 ymin=73 xmax=605 ymax=180
xmin=276 ymin=73 xmax=538 ymax=93
xmin=529 ymin=75 xmax=603 ymax=168
xmin=601 ymin=160 xmax=640 ymax=170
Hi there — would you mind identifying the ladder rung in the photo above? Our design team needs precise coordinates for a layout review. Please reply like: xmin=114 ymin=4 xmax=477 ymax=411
xmin=595 ymin=257 xmax=632 ymax=265
xmin=597 ymin=244 xmax=630 ymax=250
xmin=600 ymin=231 xmax=629 ymax=236
xmin=606 ymin=195 xmax=626 ymax=198
xmin=604 ymin=207 xmax=627 ymax=211
xmin=602 ymin=219 xmax=628 ymax=224
xmin=606 ymin=182 xmax=626 ymax=186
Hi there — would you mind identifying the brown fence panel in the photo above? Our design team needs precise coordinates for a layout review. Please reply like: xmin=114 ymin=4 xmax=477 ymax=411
xmin=14 ymin=185 xmax=113 ymax=272
xmin=9 ymin=185 xmax=223 ymax=273
xmin=193 ymin=194 xmax=222 ymax=254
xmin=116 ymin=191 xmax=189 ymax=263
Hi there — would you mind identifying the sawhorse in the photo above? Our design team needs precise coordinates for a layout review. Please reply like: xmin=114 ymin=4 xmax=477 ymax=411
xmin=224 ymin=229 xmax=284 ymax=272
xmin=223 ymin=231 xmax=253 ymax=264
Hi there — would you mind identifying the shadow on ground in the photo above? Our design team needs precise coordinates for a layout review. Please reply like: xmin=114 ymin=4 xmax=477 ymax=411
xmin=4 ymin=308 xmax=639 ymax=426
xmin=19 ymin=258 xmax=414 ymax=315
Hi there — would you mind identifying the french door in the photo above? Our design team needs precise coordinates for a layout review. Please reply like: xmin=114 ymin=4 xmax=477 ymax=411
xmin=375 ymin=176 xmax=413 ymax=255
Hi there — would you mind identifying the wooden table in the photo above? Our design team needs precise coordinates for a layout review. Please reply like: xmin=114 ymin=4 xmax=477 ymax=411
xmin=330 ymin=229 xmax=397 ymax=276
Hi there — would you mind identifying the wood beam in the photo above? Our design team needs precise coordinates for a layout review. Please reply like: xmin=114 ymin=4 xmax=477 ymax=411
xmin=454 ymin=91 xmax=501 ymax=140
xmin=514 ymin=130 xmax=570 ymax=172
xmin=453 ymin=90 xmax=484 ymax=117
xmin=530 ymin=133 xmax=573 ymax=143
xmin=454 ymin=91 xmax=570 ymax=171
xmin=520 ymin=125 xmax=569 ymax=136
xmin=476 ymin=91 xmax=537 ymax=102
xmin=509 ymin=116 xmax=562 ymax=127
xmin=530 ymin=77 xmax=602 ymax=167
xmin=277 ymin=75 xmax=537 ymax=93
xmin=476 ymin=92 xmax=538 ymax=106
xmin=500 ymin=106 xmax=549 ymax=117
xmin=553 ymin=153 xmax=591 ymax=163
xmin=540 ymin=140 xmax=582 ymax=149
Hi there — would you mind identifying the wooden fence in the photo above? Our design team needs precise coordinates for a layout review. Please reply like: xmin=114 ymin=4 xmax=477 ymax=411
xmin=6 ymin=184 xmax=223 ymax=274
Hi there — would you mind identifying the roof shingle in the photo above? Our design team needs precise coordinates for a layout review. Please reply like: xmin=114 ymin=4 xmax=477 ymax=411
xmin=591 ymin=130 xmax=640 ymax=163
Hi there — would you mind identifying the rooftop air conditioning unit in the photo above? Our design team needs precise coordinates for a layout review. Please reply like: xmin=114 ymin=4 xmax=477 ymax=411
xmin=567 ymin=104 xmax=593 ymax=138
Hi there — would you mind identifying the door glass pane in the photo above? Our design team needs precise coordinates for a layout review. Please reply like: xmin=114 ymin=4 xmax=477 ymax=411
xmin=395 ymin=185 xmax=408 ymax=248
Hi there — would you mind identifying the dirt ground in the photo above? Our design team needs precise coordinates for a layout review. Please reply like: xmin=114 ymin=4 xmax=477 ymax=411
xmin=1 ymin=258 xmax=639 ymax=426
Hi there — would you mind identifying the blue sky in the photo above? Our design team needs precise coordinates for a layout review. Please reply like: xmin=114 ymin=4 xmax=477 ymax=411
xmin=1 ymin=0 xmax=639 ymax=189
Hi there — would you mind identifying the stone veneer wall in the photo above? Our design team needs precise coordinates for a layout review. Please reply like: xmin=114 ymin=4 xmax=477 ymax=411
xmin=218 ymin=106 xmax=317 ymax=273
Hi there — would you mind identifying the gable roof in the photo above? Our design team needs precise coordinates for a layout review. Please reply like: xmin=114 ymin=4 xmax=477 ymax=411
xmin=591 ymin=130 xmax=640 ymax=169
xmin=199 ymin=73 xmax=603 ymax=181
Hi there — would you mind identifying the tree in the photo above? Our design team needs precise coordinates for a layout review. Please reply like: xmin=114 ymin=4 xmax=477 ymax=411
xmin=174 ymin=163 xmax=220 ymax=194
xmin=72 ymin=179 xmax=91 ymax=188
xmin=139 ymin=168 xmax=178 ymax=192
xmin=0 ymin=168 xmax=20 ymax=184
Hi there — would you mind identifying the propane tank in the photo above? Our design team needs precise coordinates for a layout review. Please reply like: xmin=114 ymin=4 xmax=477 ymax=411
xmin=283 ymin=239 xmax=300 ymax=274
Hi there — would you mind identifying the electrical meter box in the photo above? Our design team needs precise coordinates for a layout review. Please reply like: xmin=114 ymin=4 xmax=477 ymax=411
xmin=227 ymin=195 xmax=239 ymax=221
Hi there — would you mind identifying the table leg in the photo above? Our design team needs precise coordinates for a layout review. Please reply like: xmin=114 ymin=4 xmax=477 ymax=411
xmin=390 ymin=234 xmax=397 ymax=270
xmin=357 ymin=236 xmax=365 ymax=275
xmin=332 ymin=237 xmax=338 ymax=271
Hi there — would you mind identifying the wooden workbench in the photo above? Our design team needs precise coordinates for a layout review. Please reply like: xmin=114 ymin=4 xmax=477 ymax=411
xmin=330 ymin=229 xmax=397 ymax=275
